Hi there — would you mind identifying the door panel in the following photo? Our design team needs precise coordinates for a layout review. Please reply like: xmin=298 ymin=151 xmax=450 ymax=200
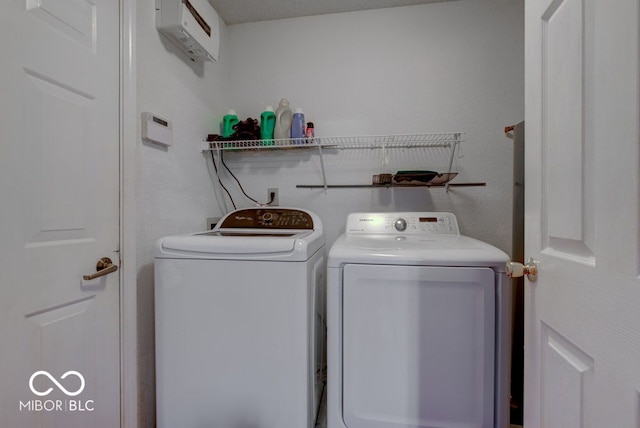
xmin=0 ymin=0 xmax=120 ymax=426
xmin=525 ymin=0 xmax=640 ymax=426
xmin=23 ymin=70 xmax=94 ymax=243
xmin=26 ymin=0 xmax=97 ymax=50
xmin=541 ymin=0 xmax=595 ymax=262
xmin=541 ymin=324 xmax=593 ymax=428
xmin=26 ymin=297 xmax=97 ymax=428
xmin=342 ymin=264 xmax=495 ymax=428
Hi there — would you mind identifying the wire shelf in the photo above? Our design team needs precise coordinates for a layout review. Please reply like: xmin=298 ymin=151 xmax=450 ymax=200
xmin=201 ymin=133 xmax=464 ymax=152
xmin=202 ymin=132 xmax=467 ymax=192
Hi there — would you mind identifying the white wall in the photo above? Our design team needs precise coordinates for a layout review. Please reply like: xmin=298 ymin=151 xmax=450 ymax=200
xmin=134 ymin=0 xmax=523 ymax=424
xmin=223 ymin=0 xmax=524 ymax=250
xmin=135 ymin=2 xmax=229 ymax=425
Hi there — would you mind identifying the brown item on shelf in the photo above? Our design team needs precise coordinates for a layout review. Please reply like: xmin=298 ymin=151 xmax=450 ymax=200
xmin=425 ymin=172 xmax=458 ymax=186
xmin=392 ymin=170 xmax=439 ymax=185
xmin=372 ymin=174 xmax=393 ymax=185
xmin=206 ymin=118 xmax=261 ymax=142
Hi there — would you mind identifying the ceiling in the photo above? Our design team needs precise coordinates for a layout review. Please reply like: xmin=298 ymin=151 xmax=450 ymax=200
xmin=208 ymin=0 xmax=456 ymax=25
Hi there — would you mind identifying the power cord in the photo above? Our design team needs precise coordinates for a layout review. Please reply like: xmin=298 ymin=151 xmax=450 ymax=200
xmin=210 ymin=150 xmax=237 ymax=210
xmin=220 ymin=150 xmax=275 ymax=206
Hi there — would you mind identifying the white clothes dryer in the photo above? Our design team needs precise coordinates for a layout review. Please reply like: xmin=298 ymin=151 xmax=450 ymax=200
xmin=155 ymin=208 xmax=326 ymax=428
xmin=327 ymin=212 xmax=511 ymax=428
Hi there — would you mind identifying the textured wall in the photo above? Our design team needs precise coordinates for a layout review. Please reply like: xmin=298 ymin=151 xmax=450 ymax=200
xmin=221 ymin=0 xmax=524 ymax=251
xmin=135 ymin=1 xmax=229 ymax=425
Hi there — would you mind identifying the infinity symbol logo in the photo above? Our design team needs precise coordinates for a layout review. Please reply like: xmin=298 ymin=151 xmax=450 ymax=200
xmin=29 ymin=371 xmax=85 ymax=397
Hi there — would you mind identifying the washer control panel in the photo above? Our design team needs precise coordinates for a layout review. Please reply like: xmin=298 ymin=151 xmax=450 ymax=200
xmin=218 ymin=208 xmax=314 ymax=229
xmin=346 ymin=212 xmax=459 ymax=235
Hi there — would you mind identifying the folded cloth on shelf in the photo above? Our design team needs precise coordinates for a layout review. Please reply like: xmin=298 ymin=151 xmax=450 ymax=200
xmin=207 ymin=117 xmax=261 ymax=142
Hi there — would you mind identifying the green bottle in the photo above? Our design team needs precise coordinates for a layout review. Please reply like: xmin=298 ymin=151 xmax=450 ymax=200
xmin=222 ymin=109 xmax=239 ymax=138
xmin=260 ymin=106 xmax=276 ymax=145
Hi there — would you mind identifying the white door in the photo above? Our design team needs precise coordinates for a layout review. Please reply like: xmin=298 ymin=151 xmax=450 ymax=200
xmin=524 ymin=0 xmax=640 ymax=426
xmin=0 ymin=1 xmax=121 ymax=427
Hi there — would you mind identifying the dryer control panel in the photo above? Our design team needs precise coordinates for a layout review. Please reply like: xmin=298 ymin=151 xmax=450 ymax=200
xmin=346 ymin=212 xmax=459 ymax=235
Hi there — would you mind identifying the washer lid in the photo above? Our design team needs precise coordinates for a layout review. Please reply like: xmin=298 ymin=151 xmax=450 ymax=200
xmin=160 ymin=229 xmax=305 ymax=253
xmin=156 ymin=229 xmax=324 ymax=260
xmin=155 ymin=208 xmax=324 ymax=260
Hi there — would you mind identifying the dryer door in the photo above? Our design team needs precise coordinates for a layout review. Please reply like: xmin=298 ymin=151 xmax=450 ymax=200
xmin=342 ymin=264 xmax=495 ymax=428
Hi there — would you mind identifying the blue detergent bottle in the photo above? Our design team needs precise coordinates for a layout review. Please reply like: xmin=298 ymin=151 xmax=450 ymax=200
xmin=290 ymin=108 xmax=305 ymax=143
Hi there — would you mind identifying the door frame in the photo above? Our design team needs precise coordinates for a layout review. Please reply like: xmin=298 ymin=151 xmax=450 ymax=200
xmin=120 ymin=0 xmax=138 ymax=426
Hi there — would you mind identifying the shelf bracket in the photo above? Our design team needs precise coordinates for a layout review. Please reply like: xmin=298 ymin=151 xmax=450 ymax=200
xmin=445 ymin=135 xmax=461 ymax=192
xmin=381 ymin=142 xmax=389 ymax=166
xmin=317 ymin=144 xmax=328 ymax=194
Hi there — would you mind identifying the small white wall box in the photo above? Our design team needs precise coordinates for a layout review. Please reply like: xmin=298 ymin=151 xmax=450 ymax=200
xmin=155 ymin=0 xmax=220 ymax=62
xmin=142 ymin=112 xmax=172 ymax=147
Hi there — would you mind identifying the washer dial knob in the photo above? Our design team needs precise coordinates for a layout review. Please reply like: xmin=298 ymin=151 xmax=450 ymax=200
xmin=394 ymin=218 xmax=407 ymax=231
xmin=261 ymin=212 xmax=273 ymax=224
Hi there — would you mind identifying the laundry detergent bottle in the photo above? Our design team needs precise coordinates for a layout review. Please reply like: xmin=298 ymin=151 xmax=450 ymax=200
xmin=260 ymin=106 xmax=276 ymax=144
xmin=222 ymin=109 xmax=239 ymax=138
xmin=290 ymin=108 xmax=305 ymax=143
xmin=274 ymin=99 xmax=293 ymax=140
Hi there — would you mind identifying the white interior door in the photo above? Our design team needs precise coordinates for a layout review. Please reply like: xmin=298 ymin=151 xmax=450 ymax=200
xmin=0 ymin=1 xmax=121 ymax=426
xmin=524 ymin=0 xmax=640 ymax=426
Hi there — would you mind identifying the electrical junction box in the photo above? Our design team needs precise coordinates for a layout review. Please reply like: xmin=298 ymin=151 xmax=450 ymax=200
xmin=142 ymin=112 xmax=172 ymax=147
xmin=155 ymin=0 xmax=220 ymax=62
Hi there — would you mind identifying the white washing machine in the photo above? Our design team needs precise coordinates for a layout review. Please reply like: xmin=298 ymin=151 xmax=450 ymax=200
xmin=327 ymin=212 xmax=511 ymax=428
xmin=155 ymin=207 xmax=326 ymax=428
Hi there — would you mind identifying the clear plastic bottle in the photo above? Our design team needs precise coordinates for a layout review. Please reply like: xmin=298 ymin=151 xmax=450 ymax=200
xmin=274 ymin=99 xmax=293 ymax=140
xmin=290 ymin=108 xmax=305 ymax=143
xmin=260 ymin=106 xmax=276 ymax=145
xmin=222 ymin=109 xmax=239 ymax=138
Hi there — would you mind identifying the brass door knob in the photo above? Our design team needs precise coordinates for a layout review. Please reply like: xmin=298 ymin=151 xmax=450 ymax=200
xmin=506 ymin=257 xmax=538 ymax=282
xmin=83 ymin=257 xmax=118 ymax=281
